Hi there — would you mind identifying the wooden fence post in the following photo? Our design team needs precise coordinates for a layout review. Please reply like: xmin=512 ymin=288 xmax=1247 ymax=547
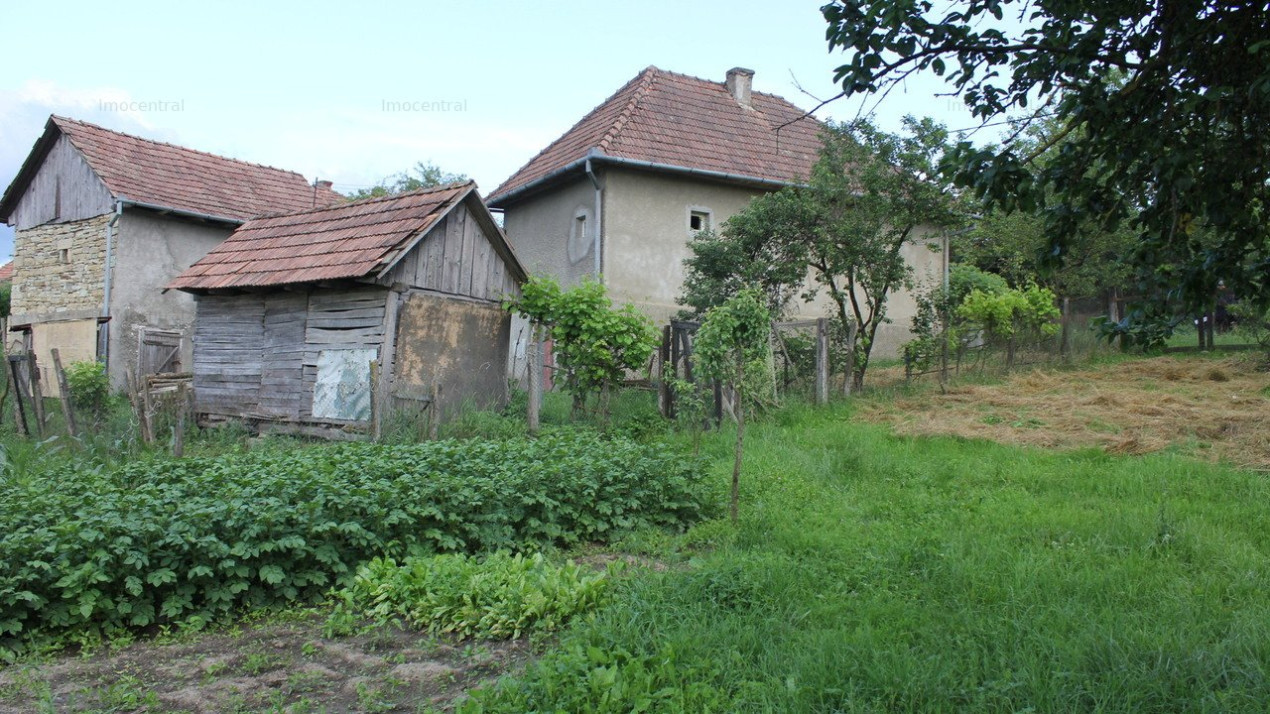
xmin=429 ymin=382 xmax=442 ymax=440
xmin=369 ymin=360 xmax=382 ymax=441
xmin=815 ymin=318 xmax=829 ymax=405
xmin=527 ymin=325 xmax=542 ymax=435
xmin=26 ymin=355 xmax=46 ymax=438
xmin=7 ymin=356 xmax=29 ymax=437
xmin=50 ymin=349 xmax=77 ymax=438
xmin=658 ymin=324 xmax=672 ymax=418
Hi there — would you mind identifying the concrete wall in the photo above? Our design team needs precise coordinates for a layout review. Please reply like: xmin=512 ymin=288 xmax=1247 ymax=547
xmin=500 ymin=175 xmax=598 ymax=289
xmin=108 ymin=210 xmax=233 ymax=389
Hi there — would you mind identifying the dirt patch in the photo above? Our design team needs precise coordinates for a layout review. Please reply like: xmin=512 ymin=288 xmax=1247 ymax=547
xmin=860 ymin=355 xmax=1270 ymax=469
xmin=0 ymin=612 xmax=532 ymax=713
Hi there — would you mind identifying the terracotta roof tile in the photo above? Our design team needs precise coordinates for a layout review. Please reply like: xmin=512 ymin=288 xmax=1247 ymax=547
xmin=488 ymin=67 xmax=824 ymax=206
xmin=168 ymin=183 xmax=476 ymax=290
xmin=0 ymin=261 xmax=12 ymax=283
xmin=47 ymin=116 xmax=342 ymax=220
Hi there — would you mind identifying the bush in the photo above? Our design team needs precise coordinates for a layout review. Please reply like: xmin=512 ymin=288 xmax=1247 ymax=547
xmin=0 ymin=431 xmax=708 ymax=659
xmin=64 ymin=360 xmax=109 ymax=414
xmin=327 ymin=552 xmax=614 ymax=639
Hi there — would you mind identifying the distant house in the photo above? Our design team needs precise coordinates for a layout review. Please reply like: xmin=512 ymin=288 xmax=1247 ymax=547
xmin=0 ymin=261 xmax=14 ymax=284
xmin=0 ymin=115 xmax=342 ymax=393
xmin=168 ymin=182 xmax=525 ymax=435
xmin=488 ymin=66 xmax=945 ymax=358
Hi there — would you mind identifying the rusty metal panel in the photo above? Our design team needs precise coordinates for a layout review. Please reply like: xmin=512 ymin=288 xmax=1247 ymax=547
xmin=394 ymin=291 xmax=510 ymax=411
xmin=312 ymin=348 xmax=375 ymax=421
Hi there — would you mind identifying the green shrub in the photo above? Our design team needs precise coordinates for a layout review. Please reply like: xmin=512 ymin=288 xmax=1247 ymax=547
xmin=0 ymin=430 xmax=708 ymax=659
xmin=328 ymin=552 xmax=614 ymax=639
xmin=64 ymin=361 xmax=109 ymax=414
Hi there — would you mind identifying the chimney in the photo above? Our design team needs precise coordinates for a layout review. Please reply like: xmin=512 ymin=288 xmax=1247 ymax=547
xmin=315 ymin=180 xmax=334 ymax=191
xmin=726 ymin=67 xmax=755 ymax=109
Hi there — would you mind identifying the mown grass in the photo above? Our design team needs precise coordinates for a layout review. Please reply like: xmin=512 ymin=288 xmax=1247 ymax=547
xmin=467 ymin=400 xmax=1270 ymax=712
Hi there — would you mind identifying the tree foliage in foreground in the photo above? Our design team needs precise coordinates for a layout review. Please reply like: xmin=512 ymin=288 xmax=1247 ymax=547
xmin=682 ymin=117 xmax=963 ymax=389
xmin=822 ymin=0 xmax=1270 ymax=317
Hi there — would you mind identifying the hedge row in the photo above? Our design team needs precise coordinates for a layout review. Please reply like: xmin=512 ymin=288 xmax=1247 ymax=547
xmin=0 ymin=431 xmax=707 ymax=659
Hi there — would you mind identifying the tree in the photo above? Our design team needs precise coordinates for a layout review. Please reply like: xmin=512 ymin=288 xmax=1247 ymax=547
xmin=506 ymin=276 xmax=657 ymax=419
xmin=681 ymin=117 xmax=963 ymax=389
xmin=347 ymin=162 xmax=468 ymax=200
xmin=822 ymin=0 xmax=1270 ymax=320
xmin=693 ymin=287 xmax=771 ymax=523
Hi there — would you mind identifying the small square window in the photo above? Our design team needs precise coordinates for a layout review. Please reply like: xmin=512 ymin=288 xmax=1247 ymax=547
xmin=59 ymin=248 xmax=69 ymax=264
xmin=689 ymin=210 xmax=711 ymax=233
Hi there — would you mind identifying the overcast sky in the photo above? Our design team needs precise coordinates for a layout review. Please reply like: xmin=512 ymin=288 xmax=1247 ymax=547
xmin=0 ymin=0 xmax=992 ymax=261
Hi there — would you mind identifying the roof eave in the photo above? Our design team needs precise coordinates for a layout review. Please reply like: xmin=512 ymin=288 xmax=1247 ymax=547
xmin=488 ymin=151 xmax=804 ymax=209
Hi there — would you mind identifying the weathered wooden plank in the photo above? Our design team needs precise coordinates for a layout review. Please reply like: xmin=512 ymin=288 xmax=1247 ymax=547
xmin=12 ymin=135 xmax=114 ymax=230
xmin=442 ymin=210 xmax=464 ymax=293
xmin=470 ymin=217 xmax=492 ymax=301
xmin=460 ymin=206 xmax=478 ymax=296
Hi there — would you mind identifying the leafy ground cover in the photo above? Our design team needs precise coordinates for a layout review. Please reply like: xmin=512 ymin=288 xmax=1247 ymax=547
xmin=0 ymin=431 xmax=708 ymax=660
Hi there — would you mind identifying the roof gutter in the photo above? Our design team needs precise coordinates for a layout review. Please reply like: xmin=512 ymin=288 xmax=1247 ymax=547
xmin=116 ymin=198 xmax=245 ymax=226
xmin=488 ymin=152 xmax=802 ymax=209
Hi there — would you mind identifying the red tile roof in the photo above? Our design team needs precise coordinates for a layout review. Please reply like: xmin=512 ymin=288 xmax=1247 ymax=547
xmin=1 ymin=116 xmax=342 ymax=223
xmin=0 ymin=261 xmax=12 ymax=283
xmin=169 ymin=182 xmax=511 ymax=291
xmin=488 ymin=67 xmax=825 ymax=206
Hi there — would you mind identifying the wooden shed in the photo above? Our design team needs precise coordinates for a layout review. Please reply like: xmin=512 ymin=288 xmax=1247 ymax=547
xmin=168 ymin=182 xmax=526 ymax=435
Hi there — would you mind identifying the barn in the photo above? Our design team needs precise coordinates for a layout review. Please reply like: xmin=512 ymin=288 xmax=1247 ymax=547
xmin=167 ymin=182 xmax=526 ymax=435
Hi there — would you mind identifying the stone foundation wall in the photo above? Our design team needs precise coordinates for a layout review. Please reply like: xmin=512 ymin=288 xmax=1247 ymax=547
xmin=11 ymin=214 xmax=111 ymax=321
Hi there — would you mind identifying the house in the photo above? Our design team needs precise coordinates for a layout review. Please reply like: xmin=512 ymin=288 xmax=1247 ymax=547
xmin=0 ymin=115 xmax=342 ymax=393
xmin=168 ymin=182 xmax=525 ymax=435
xmin=488 ymin=66 xmax=946 ymax=358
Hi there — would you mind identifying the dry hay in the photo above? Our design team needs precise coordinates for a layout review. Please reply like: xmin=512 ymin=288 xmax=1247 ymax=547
xmin=861 ymin=355 xmax=1270 ymax=469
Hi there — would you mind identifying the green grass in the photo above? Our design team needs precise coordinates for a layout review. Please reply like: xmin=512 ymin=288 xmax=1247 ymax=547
xmin=467 ymin=401 xmax=1270 ymax=712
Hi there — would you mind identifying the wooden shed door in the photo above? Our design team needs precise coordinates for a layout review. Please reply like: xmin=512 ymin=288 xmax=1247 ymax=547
xmin=138 ymin=328 xmax=183 ymax=377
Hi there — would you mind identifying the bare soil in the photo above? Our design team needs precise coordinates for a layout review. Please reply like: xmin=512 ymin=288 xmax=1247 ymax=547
xmin=0 ymin=612 xmax=531 ymax=713
xmin=861 ymin=354 xmax=1270 ymax=469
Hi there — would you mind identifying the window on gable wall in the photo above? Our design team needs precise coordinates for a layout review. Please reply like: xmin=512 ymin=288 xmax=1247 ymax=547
xmin=689 ymin=210 xmax=711 ymax=233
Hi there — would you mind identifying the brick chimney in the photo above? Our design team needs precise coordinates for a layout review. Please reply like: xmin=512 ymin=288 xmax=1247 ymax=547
xmin=315 ymin=180 xmax=334 ymax=191
xmin=726 ymin=67 xmax=755 ymax=109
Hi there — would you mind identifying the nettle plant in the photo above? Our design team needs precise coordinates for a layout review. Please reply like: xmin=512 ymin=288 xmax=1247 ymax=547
xmin=508 ymin=276 xmax=658 ymax=418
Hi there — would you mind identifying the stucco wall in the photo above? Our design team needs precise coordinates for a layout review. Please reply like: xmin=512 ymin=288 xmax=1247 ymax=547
xmin=10 ymin=213 xmax=110 ymax=323
xmin=500 ymin=167 xmax=945 ymax=361
xmin=499 ymin=175 xmax=598 ymax=288
xmin=602 ymin=168 xmax=763 ymax=324
xmin=108 ymin=210 xmax=233 ymax=389
xmin=394 ymin=291 xmax=511 ymax=411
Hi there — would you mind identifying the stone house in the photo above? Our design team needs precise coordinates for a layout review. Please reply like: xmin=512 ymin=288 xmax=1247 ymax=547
xmin=488 ymin=66 xmax=947 ymax=359
xmin=168 ymin=182 xmax=525 ymax=435
xmin=0 ymin=115 xmax=342 ymax=393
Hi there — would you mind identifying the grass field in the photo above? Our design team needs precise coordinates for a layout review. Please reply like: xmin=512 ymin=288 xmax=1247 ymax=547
xmin=465 ymin=354 xmax=1270 ymax=712
xmin=5 ymin=353 xmax=1270 ymax=711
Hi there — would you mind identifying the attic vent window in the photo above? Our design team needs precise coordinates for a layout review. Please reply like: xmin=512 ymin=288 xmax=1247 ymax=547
xmin=689 ymin=210 xmax=711 ymax=233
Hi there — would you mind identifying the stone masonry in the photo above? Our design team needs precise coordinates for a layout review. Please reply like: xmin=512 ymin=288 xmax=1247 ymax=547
xmin=11 ymin=213 xmax=110 ymax=321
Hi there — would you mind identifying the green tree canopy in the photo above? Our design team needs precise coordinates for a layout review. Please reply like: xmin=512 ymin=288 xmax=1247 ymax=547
xmin=346 ymin=162 xmax=468 ymax=200
xmin=822 ymin=0 xmax=1270 ymax=315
